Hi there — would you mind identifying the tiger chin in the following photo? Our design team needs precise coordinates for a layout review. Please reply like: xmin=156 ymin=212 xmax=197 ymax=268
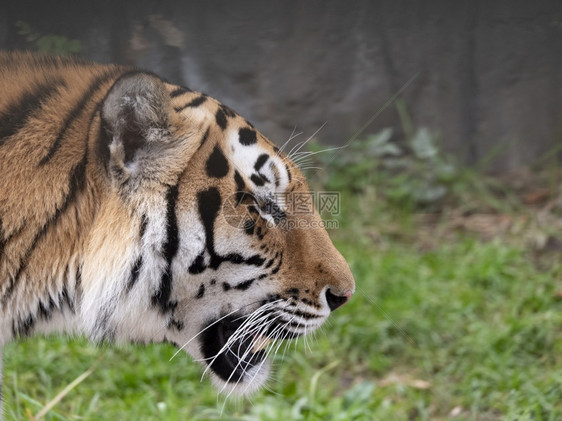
xmin=0 ymin=52 xmax=355 ymax=398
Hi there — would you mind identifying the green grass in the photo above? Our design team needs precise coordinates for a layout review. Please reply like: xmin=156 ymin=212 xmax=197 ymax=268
xmin=4 ymin=163 xmax=562 ymax=420
xmin=4 ymin=231 xmax=561 ymax=420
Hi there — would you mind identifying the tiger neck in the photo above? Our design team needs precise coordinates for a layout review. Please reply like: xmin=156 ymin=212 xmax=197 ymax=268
xmin=0 ymin=114 xmax=111 ymax=345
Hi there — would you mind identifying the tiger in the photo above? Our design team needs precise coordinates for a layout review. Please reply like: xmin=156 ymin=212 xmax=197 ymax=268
xmin=0 ymin=51 xmax=355 ymax=408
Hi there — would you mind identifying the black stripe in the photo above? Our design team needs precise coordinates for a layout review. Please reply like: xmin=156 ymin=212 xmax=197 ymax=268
xmin=163 ymin=184 xmax=179 ymax=263
xmin=170 ymin=86 xmax=192 ymax=98
xmin=127 ymin=256 xmax=143 ymax=291
xmin=93 ymin=305 xmax=116 ymax=342
xmin=245 ymin=254 xmax=266 ymax=267
xmin=188 ymin=188 xmax=265 ymax=274
xmin=75 ymin=265 xmax=83 ymax=308
xmin=0 ymin=78 xmax=65 ymax=144
xmin=234 ymin=171 xmax=247 ymax=205
xmin=198 ymin=127 xmax=210 ymax=149
xmin=239 ymin=127 xmax=257 ymax=146
xmin=195 ymin=283 xmax=205 ymax=299
xmin=235 ymin=278 xmax=255 ymax=291
xmin=82 ymin=98 xmax=104 ymax=169
xmin=8 ymin=93 xmax=103 ymax=302
xmin=10 ymin=278 xmax=79 ymax=337
xmin=61 ymin=284 xmax=75 ymax=314
xmin=220 ymin=104 xmax=236 ymax=118
xmin=38 ymin=294 xmax=56 ymax=320
xmin=39 ymin=69 xmax=119 ymax=166
xmin=127 ymin=215 xmax=147 ymax=291
xmin=174 ymin=95 xmax=207 ymax=112
xmin=254 ymin=154 xmax=270 ymax=171
xmin=234 ymin=171 xmax=245 ymax=191
xmin=206 ymin=145 xmax=229 ymax=178
xmin=139 ymin=214 xmax=148 ymax=239
xmin=1 ymin=143 xmax=89 ymax=305
xmin=248 ymin=205 xmax=260 ymax=216
xmin=285 ymin=309 xmax=322 ymax=319
xmin=271 ymin=162 xmax=281 ymax=187
xmin=264 ymin=253 xmax=278 ymax=269
xmin=243 ymin=219 xmax=255 ymax=236
xmin=215 ymin=107 xmax=227 ymax=130
xmin=251 ymin=174 xmax=266 ymax=186
xmin=1 ymin=227 xmax=24 ymax=250
xmin=151 ymin=183 xmax=180 ymax=313
xmin=270 ymin=254 xmax=283 ymax=275
xmin=12 ymin=314 xmax=35 ymax=337
xmin=285 ymin=164 xmax=292 ymax=183
xmin=167 ymin=319 xmax=184 ymax=331
xmin=96 ymin=112 xmax=112 ymax=170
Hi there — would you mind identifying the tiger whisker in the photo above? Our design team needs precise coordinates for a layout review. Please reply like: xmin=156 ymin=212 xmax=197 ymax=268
xmin=228 ymin=299 xmax=283 ymax=324
xmin=193 ymin=304 xmax=278 ymax=365
xmin=265 ymin=309 xmax=300 ymax=365
xmin=170 ymin=307 xmax=248 ymax=362
xmin=224 ymin=300 xmax=295 ymax=361
xmin=218 ymin=310 xmax=282 ymax=396
xmin=292 ymin=160 xmax=314 ymax=169
xmin=291 ymin=157 xmax=314 ymax=167
xmin=291 ymin=144 xmax=350 ymax=161
xmin=292 ymin=156 xmax=313 ymax=165
xmin=280 ymin=325 xmax=300 ymax=361
xmin=196 ymin=308 xmax=275 ymax=365
xmin=199 ymin=303 xmax=283 ymax=378
xmin=294 ymin=167 xmax=322 ymax=171
xmin=170 ymin=299 xmax=281 ymax=362
xmin=219 ymin=304 xmax=296 ymax=408
xmin=240 ymin=312 xmax=296 ymax=395
xmin=287 ymin=121 xmax=327 ymax=160
xmin=223 ymin=301 xmax=297 ymax=400
xmin=277 ymin=126 xmax=303 ymax=154
xmin=224 ymin=310 xmax=286 ymax=365
xmin=304 ymin=324 xmax=313 ymax=354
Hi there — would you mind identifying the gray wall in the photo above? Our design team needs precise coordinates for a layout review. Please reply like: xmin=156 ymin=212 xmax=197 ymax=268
xmin=1 ymin=0 xmax=561 ymax=170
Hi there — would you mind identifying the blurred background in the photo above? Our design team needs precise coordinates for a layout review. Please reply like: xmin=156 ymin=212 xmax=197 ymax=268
xmin=2 ymin=1 xmax=562 ymax=420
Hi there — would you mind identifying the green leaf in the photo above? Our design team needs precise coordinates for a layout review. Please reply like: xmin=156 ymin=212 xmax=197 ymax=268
xmin=343 ymin=382 xmax=376 ymax=409
xmin=410 ymin=128 xmax=438 ymax=159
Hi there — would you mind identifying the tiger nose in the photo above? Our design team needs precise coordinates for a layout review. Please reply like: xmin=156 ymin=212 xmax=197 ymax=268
xmin=325 ymin=288 xmax=353 ymax=312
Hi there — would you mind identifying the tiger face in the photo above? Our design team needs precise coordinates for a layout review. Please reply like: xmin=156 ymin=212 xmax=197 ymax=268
xmin=0 ymin=54 xmax=354 ymax=395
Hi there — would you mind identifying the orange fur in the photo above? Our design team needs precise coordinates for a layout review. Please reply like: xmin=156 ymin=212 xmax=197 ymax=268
xmin=0 ymin=51 xmax=354 ymax=396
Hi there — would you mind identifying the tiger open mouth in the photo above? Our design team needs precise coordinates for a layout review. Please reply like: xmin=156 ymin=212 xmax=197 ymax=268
xmin=200 ymin=315 xmax=274 ymax=383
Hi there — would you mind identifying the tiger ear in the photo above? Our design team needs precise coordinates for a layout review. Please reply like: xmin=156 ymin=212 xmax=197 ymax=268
xmin=101 ymin=72 xmax=171 ymax=167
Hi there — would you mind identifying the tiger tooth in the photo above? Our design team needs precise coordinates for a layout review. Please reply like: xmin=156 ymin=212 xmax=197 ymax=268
xmin=252 ymin=336 xmax=272 ymax=352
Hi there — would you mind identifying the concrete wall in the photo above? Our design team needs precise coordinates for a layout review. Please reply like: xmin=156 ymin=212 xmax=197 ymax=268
xmin=1 ymin=0 xmax=561 ymax=170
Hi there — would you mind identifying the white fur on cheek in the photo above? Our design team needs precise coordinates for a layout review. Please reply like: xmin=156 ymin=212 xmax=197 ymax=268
xmin=227 ymin=130 xmax=290 ymax=198
xmin=80 ymin=194 xmax=169 ymax=342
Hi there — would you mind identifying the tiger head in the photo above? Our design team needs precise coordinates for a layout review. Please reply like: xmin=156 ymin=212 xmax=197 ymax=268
xmin=77 ymin=72 xmax=355 ymax=394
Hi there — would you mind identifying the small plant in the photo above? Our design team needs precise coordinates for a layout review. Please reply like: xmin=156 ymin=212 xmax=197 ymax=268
xmin=16 ymin=21 xmax=81 ymax=55
xmin=308 ymin=125 xmax=457 ymax=210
